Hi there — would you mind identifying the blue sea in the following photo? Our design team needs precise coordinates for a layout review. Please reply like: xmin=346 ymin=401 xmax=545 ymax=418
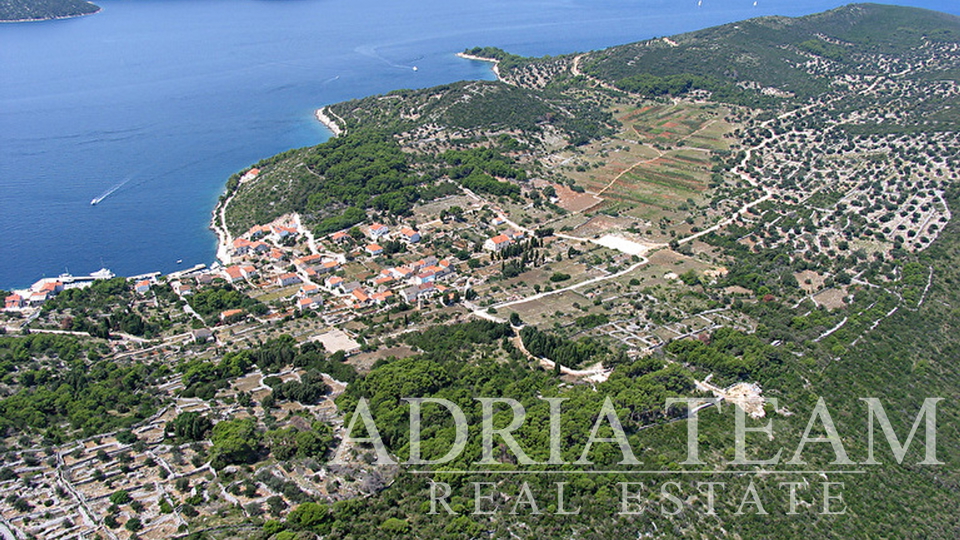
xmin=1 ymin=0 xmax=957 ymax=288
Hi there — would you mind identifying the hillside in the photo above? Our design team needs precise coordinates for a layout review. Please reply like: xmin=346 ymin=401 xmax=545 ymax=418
xmin=0 ymin=0 xmax=99 ymax=21
xmin=506 ymin=3 xmax=960 ymax=121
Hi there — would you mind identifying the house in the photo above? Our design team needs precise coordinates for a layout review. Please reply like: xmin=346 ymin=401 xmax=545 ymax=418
xmin=410 ymin=257 xmax=437 ymax=271
xmin=250 ymin=241 xmax=271 ymax=254
xmin=299 ymin=284 xmax=320 ymax=297
xmin=373 ymin=275 xmax=395 ymax=288
xmin=330 ymin=231 xmax=351 ymax=243
xmin=401 ymin=282 xmax=435 ymax=302
xmin=172 ymin=281 xmax=193 ymax=296
xmin=342 ymin=281 xmax=362 ymax=293
xmin=414 ymin=271 xmax=435 ymax=285
xmin=367 ymin=223 xmax=389 ymax=239
xmin=134 ymin=280 xmax=152 ymax=294
xmin=27 ymin=292 xmax=50 ymax=306
xmin=325 ymin=276 xmax=344 ymax=291
xmin=240 ymin=168 xmax=260 ymax=182
xmin=272 ymin=225 xmax=298 ymax=239
xmin=220 ymin=309 xmax=245 ymax=322
xmin=401 ymin=286 xmax=420 ymax=302
xmin=351 ymin=288 xmax=371 ymax=306
xmin=223 ymin=266 xmax=244 ymax=283
xmin=484 ymin=234 xmax=512 ymax=252
xmin=247 ymin=224 xmax=271 ymax=237
xmin=4 ymin=294 xmax=24 ymax=310
xmin=266 ymin=249 xmax=286 ymax=263
xmin=297 ymin=297 xmax=322 ymax=311
xmin=232 ymin=238 xmax=253 ymax=256
xmin=239 ymin=265 xmax=259 ymax=280
xmin=294 ymin=254 xmax=323 ymax=269
xmin=192 ymin=328 xmax=214 ymax=343
xmin=505 ymin=229 xmax=525 ymax=241
xmin=319 ymin=260 xmax=340 ymax=274
xmin=38 ymin=281 xmax=64 ymax=295
xmin=366 ymin=243 xmax=384 ymax=256
xmin=195 ymin=273 xmax=216 ymax=285
xmin=277 ymin=273 xmax=302 ymax=287
xmin=371 ymin=290 xmax=394 ymax=304
xmin=398 ymin=227 xmax=421 ymax=243
xmin=424 ymin=264 xmax=451 ymax=279
xmin=390 ymin=266 xmax=414 ymax=280
xmin=491 ymin=216 xmax=506 ymax=226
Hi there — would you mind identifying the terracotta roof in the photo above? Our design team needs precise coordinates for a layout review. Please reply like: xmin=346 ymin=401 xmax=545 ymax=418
xmin=352 ymin=288 xmax=370 ymax=303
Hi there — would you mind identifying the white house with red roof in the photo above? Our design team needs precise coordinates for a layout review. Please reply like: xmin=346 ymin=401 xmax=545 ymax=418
xmin=414 ymin=271 xmax=435 ymax=285
xmin=398 ymin=227 xmax=421 ymax=243
xmin=272 ymin=225 xmax=298 ymax=239
xmin=232 ymin=238 xmax=253 ymax=256
xmin=299 ymin=283 xmax=320 ymax=297
xmin=297 ymin=297 xmax=322 ymax=311
xmin=367 ymin=223 xmax=389 ymax=239
xmin=324 ymin=275 xmax=344 ymax=291
xmin=277 ymin=273 xmax=302 ymax=287
xmin=390 ymin=266 xmax=414 ymax=280
xmin=223 ymin=266 xmax=244 ymax=283
xmin=351 ymin=288 xmax=371 ymax=306
xmin=371 ymin=290 xmax=394 ymax=304
xmin=4 ymin=294 xmax=24 ymax=310
xmin=134 ymin=280 xmax=152 ymax=294
xmin=366 ymin=243 xmax=384 ymax=256
xmin=239 ymin=265 xmax=259 ymax=280
xmin=484 ymin=234 xmax=512 ymax=252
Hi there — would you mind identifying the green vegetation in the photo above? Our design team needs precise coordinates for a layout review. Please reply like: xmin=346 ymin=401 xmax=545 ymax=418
xmin=39 ymin=277 xmax=159 ymax=338
xmin=326 ymin=80 xmax=616 ymax=146
xmin=0 ymin=334 xmax=164 ymax=439
xmin=187 ymin=284 xmax=266 ymax=322
xmin=578 ymin=3 xmax=960 ymax=109
xmin=520 ymin=325 xmax=607 ymax=369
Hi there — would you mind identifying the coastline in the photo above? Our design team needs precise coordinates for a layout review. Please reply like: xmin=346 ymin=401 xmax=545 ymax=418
xmin=455 ymin=52 xmax=501 ymax=81
xmin=0 ymin=5 xmax=101 ymax=23
xmin=212 ymin=194 xmax=233 ymax=267
xmin=315 ymin=107 xmax=344 ymax=137
xmin=211 ymin=50 xmax=501 ymax=275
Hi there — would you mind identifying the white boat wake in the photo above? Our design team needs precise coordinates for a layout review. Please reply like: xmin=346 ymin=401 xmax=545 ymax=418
xmin=90 ymin=177 xmax=131 ymax=206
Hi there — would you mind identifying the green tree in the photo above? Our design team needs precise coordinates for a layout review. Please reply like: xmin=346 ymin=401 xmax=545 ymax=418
xmin=209 ymin=418 xmax=261 ymax=469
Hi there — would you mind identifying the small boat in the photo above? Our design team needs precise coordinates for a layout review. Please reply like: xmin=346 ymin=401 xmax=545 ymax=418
xmin=176 ymin=259 xmax=183 ymax=264
xmin=91 ymin=198 xmax=99 ymax=206
xmin=412 ymin=66 xmax=418 ymax=72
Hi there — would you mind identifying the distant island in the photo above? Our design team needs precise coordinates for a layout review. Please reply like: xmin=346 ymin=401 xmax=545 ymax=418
xmin=0 ymin=0 xmax=100 ymax=22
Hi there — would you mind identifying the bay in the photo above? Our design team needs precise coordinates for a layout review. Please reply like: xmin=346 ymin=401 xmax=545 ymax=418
xmin=1 ymin=0 xmax=957 ymax=288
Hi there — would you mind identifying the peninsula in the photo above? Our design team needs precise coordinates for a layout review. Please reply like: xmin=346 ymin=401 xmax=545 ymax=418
xmin=0 ymin=0 xmax=100 ymax=22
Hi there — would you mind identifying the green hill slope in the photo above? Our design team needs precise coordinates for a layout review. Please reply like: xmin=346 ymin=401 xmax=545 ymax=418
xmin=568 ymin=3 xmax=960 ymax=106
